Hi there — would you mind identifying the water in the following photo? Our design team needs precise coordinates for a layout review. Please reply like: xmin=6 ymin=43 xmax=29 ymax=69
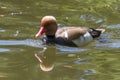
xmin=0 ymin=0 xmax=120 ymax=80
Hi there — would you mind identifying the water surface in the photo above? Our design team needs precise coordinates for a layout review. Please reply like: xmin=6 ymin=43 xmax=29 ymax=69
xmin=0 ymin=0 xmax=120 ymax=80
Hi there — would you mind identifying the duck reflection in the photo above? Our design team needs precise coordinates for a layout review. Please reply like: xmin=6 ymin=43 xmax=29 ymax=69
xmin=35 ymin=46 xmax=56 ymax=72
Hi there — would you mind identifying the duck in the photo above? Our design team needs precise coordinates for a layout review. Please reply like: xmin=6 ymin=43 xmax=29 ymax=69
xmin=35 ymin=16 xmax=105 ymax=47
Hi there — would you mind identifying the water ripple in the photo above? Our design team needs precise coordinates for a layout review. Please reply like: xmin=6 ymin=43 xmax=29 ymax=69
xmin=95 ymin=41 xmax=120 ymax=49
xmin=0 ymin=39 xmax=42 ymax=48
xmin=0 ymin=30 xmax=6 ymax=32
xmin=0 ymin=48 xmax=10 ymax=52
xmin=104 ymin=24 xmax=120 ymax=29
xmin=0 ymin=40 xmax=26 ymax=45
xmin=57 ymin=45 xmax=88 ymax=53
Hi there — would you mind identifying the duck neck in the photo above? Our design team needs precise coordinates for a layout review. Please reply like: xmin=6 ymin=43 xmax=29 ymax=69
xmin=46 ymin=35 xmax=56 ymax=44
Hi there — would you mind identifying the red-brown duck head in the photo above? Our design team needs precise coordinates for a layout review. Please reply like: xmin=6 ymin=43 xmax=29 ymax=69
xmin=35 ymin=16 xmax=57 ymax=38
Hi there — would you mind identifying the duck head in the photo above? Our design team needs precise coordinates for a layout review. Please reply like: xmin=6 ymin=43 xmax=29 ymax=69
xmin=35 ymin=16 xmax=57 ymax=38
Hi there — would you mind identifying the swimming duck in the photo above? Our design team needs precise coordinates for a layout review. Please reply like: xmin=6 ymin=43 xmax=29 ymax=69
xmin=35 ymin=16 xmax=105 ymax=47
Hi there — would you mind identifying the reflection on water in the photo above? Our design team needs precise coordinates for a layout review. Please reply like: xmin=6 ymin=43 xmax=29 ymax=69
xmin=35 ymin=46 xmax=56 ymax=72
xmin=0 ymin=0 xmax=120 ymax=80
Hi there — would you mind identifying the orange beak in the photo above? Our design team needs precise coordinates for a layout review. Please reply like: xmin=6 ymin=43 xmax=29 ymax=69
xmin=35 ymin=27 xmax=45 ymax=38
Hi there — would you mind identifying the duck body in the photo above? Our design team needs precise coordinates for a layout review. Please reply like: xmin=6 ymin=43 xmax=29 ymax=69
xmin=42 ymin=27 xmax=93 ymax=47
xmin=35 ymin=16 xmax=105 ymax=47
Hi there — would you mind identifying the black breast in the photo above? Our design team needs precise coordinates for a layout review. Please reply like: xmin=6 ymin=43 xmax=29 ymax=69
xmin=42 ymin=35 xmax=77 ymax=47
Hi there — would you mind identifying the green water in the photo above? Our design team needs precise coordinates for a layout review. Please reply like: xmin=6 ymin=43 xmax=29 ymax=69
xmin=0 ymin=0 xmax=120 ymax=80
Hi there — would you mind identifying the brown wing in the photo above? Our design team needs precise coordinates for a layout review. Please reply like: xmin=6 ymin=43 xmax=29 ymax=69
xmin=56 ymin=27 xmax=87 ymax=40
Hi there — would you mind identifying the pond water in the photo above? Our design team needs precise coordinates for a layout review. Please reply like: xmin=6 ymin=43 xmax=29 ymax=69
xmin=0 ymin=0 xmax=120 ymax=80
